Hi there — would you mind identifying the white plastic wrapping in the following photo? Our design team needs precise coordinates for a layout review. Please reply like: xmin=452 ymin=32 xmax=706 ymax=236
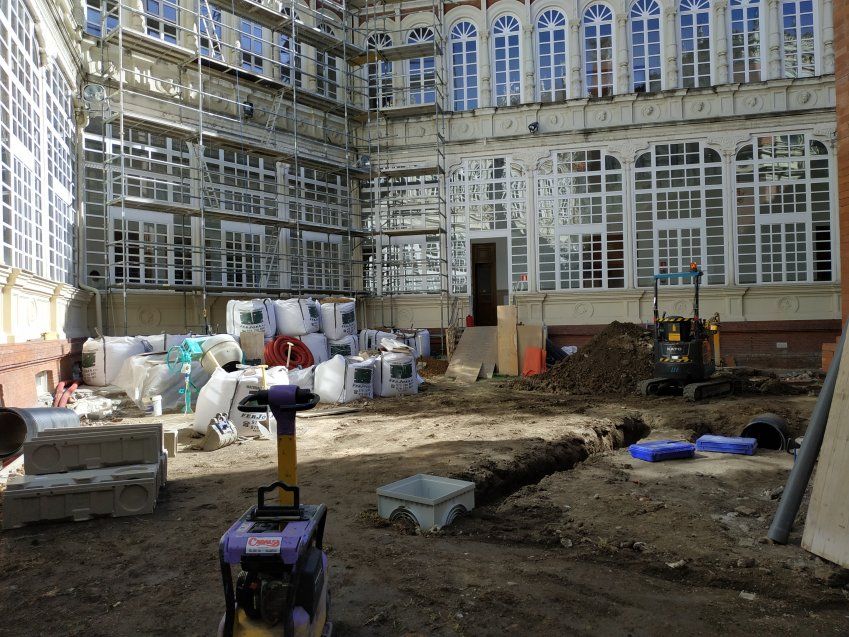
xmin=113 ymin=353 xmax=210 ymax=412
xmin=359 ymin=329 xmax=395 ymax=352
xmin=81 ymin=336 xmax=148 ymax=387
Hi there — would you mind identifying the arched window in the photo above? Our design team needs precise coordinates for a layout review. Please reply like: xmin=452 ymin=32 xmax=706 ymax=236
xmin=316 ymin=23 xmax=338 ymax=100
xmin=781 ymin=0 xmax=815 ymax=78
xmin=450 ymin=21 xmax=478 ymax=110
xmin=537 ymin=151 xmax=624 ymax=290
xmin=630 ymin=0 xmax=662 ymax=93
xmin=492 ymin=15 xmax=521 ymax=106
xmin=408 ymin=26 xmax=436 ymax=105
xmin=730 ymin=0 xmax=762 ymax=83
xmin=537 ymin=9 xmax=568 ymax=102
xmin=366 ymin=32 xmax=393 ymax=109
xmin=634 ymin=143 xmax=725 ymax=286
xmin=583 ymin=4 xmax=614 ymax=97
xmin=735 ymin=135 xmax=831 ymax=283
xmin=679 ymin=0 xmax=711 ymax=88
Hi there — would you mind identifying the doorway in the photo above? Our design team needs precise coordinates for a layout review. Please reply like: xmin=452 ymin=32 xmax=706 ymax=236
xmin=471 ymin=242 xmax=498 ymax=326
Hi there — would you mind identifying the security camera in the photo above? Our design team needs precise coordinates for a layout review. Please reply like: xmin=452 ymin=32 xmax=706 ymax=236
xmin=528 ymin=121 xmax=539 ymax=134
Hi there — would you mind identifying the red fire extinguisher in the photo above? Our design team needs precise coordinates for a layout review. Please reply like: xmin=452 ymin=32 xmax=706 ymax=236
xmin=466 ymin=314 xmax=475 ymax=327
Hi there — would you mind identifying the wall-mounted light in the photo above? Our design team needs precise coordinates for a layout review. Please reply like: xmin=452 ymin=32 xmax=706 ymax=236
xmin=242 ymin=101 xmax=254 ymax=120
xmin=528 ymin=121 xmax=539 ymax=134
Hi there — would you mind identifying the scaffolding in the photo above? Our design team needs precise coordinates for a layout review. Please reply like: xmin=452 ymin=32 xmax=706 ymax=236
xmin=354 ymin=0 xmax=449 ymax=337
xmin=84 ymin=0 xmax=451 ymax=340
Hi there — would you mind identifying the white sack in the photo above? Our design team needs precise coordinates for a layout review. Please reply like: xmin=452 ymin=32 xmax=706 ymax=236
xmin=226 ymin=299 xmax=276 ymax=339
xmin=319 ymin=300 xmax=357 ymax=340
xmin=273 ymin=298 xmax=321 ymax=336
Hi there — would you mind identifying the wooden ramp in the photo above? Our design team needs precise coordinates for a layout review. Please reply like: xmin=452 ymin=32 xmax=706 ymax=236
xmin=445 ymin=327 xmax=498 ymax=384
xmin=802 ymin=335 xmax=849 ymax=567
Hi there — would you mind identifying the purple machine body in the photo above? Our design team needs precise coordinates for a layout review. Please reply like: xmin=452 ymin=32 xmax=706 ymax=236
xmin=218 ymin=386 xmax=330 ymax=637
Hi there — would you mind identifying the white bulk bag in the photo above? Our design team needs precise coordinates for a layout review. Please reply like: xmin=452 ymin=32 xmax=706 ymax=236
xmin=273 ymin=298 xmax=321 ymax=336
xmin=113 ymin=353 xmax=210 ymax=412
xmin=359 ymin=329 xmax=395 ymax=352
xmin=395 ymin=332 xmax=420 ymax=358
xmin=226 ymin=299 xmax=276 ymax=339
xmin=314 ymin=355 xmax=374 ymax=404
xmin=416 ymin=329 xmax=432 ymax=358
xmin=320 ymin=299 xmax=357 ymax=340
xmin=368 ymin=355 xmax=383 ymax=397
xmin=328 ymin=335 xmax=359 ymax=358
xmin=288 ymin=366 xmax=315 ymax=391
xmin=81 ymin=336 xmax=147 ymax=387
xmin=380 ymin=351 xmax=418 ymax=397
xmin=193 ymin=366 xmax=289 ymax=437
xmin=297 ymin=332 xmax=329 ymax=365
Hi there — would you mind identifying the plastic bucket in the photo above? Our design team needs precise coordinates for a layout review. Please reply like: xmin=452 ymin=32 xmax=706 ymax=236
xmin=144 ymin=395 xmax=163 ymax=417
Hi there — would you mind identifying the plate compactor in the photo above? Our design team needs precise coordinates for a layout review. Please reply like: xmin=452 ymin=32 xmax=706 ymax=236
xmin=218 ymin=385 xmax=332 ymax=637
xmin=639 ymin=265 xmax=732 ymax=401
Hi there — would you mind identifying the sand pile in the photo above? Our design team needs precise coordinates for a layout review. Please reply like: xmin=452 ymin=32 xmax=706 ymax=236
xmin=513 ymin=322 xmax=654 ymax=395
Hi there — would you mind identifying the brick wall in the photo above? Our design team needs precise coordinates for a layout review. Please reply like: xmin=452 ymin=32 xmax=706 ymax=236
xmin=837 ymin=0 xmax=849 ymax=320
xmin=549 ymin=320 xmax=841 ymax=369
xmin=0 ymin=340 xmax=83 ymax=407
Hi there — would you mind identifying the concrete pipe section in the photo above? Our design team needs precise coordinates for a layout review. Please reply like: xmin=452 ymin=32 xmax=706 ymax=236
xmin=0 ymin=408 xmax=80 ymax=459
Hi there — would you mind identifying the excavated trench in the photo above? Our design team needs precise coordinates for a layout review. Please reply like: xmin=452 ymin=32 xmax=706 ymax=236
xmin=451 ymin=415 xmax=650 ymax=505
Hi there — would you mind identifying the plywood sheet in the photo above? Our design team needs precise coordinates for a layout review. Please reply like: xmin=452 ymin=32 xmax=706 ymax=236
xmin=802 ymin=334 xmax=849 ymax=567
xmin=496 ymin=305 xmax=519 ymax=376
xmin=240 ymin=331 xmax=265 ymax=365
xmin=517 ymin=324 xmax=547 ymax=373
xmin=446 ymin=326 xmax=498 ymax=384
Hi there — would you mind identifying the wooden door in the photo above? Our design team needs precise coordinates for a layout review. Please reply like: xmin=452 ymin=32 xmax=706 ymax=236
xmin=472 ymin=243 xmax=498 ymax=326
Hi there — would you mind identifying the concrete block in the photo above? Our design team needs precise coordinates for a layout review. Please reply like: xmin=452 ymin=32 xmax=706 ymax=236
xmin=163 ymin=430 xmax=177 ymax=458
xmin=2 ymin=454 xmax=167 ymax=529
xmin=24 ymin=428 xmax=162 ymax=475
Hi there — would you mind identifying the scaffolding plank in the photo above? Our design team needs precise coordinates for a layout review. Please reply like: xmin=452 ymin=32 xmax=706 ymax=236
xmin=103 ymin=27 xmax=195 ymax=64
xmin=350 ymin=41 xmax=443 ymax=66
xmin=376 ymin=164 xmax=444 ymax=178
xmin=376 ymin=102 xmax=444 ymax=119
xmin=496 ymin=305 xmax=519 ymax=376
xmin=446 ymin=327 xmax=498 ymax=384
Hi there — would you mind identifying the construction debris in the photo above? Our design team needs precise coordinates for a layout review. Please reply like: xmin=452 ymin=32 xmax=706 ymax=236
xmin=512 ymin=322 xmax=654 ymax=395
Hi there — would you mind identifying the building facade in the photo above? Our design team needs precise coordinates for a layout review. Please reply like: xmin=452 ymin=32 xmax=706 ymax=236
xmin=0 ymin=0 xmax=841 ymax=407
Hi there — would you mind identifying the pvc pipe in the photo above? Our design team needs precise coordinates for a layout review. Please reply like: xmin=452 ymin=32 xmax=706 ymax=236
xmin=0 ymin=408 xmax=80 ymax=458
xmin=78 ymin=282 xmax=103 ymax=336
xmin=767 ymin=321 xmax=848 ymax=544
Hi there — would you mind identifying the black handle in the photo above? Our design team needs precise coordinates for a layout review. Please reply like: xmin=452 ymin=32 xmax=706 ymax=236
xmin=257 ymin=481 xmax=300 ymax=511
xmin=237 ymin=389 xmax=319 ymax=413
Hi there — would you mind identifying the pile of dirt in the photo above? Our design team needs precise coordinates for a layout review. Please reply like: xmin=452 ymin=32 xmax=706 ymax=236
xmin=418 ymin=357 xmax=448 ymax=379
xmin=512 ymin=321 xmax=654 ymax=395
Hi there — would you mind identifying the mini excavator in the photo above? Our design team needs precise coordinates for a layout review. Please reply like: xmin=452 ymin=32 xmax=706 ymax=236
xmin=638 ymin=263 xmax=732 ymax=401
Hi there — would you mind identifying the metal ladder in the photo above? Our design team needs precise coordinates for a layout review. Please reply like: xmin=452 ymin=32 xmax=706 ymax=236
xmin=186 ymin=141 xmax=219 ymax=209
xmin=262 ymin=91 xmax=287 ymax=147
xmin=260 ymin=231 xmax=280 ymax=288
xmin=198 ymin=0 xmax=223 ymax=60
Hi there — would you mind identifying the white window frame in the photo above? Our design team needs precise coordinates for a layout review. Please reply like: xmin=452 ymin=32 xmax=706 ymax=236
xmin=210 ymin=220 xmax=264 ymax=288
xmin=734 ymin=134 xmax=833 ymax=284
xmin=408 ymin=26 xmax=436 ymax=106
xmin=780 ymin=0 xmax=817 ymax=78
xmin=366 ymin=32 xmax=393 ymax=109
xmin=145 ymin=0 xmax=179 ymax=44
xmin=679 ymin=0 xmax=712 ymax=88
xmin=583 ymin=3 xmax=615 ymax=97
xmin=492 ymin=14 xmax=522 ymax=107
xmin=450 ymin=21 xmax=479 ymax=111
xmin=239 ymin=17 xmax=264 ymax=74
xmin=316 ymin=22 xmax=339 ymax=100
xmin=630 ymin=0 xmax=663 ymax=93
xmin=633 ymin=142 xmax=726 ymax=288
xmin=537 ymin=150 xmax=626 ymax=291
xmin=729 ymin=0 xmax=764 ymax=83
xmin=536 ymin=9 xmax=568 ymax=103
xmin=109 ymin=210 xmax=173 ymax=286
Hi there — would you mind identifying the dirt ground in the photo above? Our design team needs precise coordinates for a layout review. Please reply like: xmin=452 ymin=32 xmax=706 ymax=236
xmin=1 ymin=379 xmax=848 ymax=636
